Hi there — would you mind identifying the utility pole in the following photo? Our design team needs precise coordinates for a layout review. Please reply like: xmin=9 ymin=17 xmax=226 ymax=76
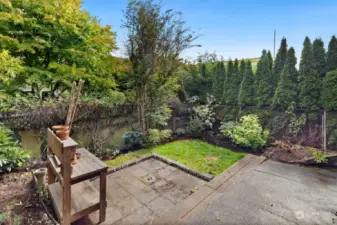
xmin=273 ymin=30 xmax=276 ymax=59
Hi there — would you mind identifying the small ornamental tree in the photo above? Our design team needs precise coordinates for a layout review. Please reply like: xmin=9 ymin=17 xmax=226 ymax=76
xmin=327 ymin=35 xmax=337 ymax=72
xmin=256 ymin=54 xmax=273 ymax=107
xmin=322 ymin=70 xmax=337 ymax=110
xmin=313 ymin=38 xmax=327 ymax=78
xmin=238 ymin=60 xmax=255 ymax=107
xmin=272 ymin=47 xmax=298 ymax=110
xmin=298 ymin=37 xmax=321 ymax=118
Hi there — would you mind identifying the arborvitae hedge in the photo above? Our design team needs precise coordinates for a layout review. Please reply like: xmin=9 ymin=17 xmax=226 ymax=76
xmin=272 ymin=48 xmax=298 ymax=110
xmin=313 ymin=38 xmax=327 ymax=78
xmin=238 ymin=60 xmax=255 ymax=107
xmin=299 ymin=37 xmax=321 ymax=115
xmin=327 ymin=35 xmax=337 ymax=72
xmin=256 ymin=54 xmax=273 ymax=107
xmin=223 ymin=59 xmax=233 ymax=104
xmin=212 ymin=62 xmax=226 ymax=102
xmin=272 ymin=38 xmax=287 ymax=89
xmin=322 ymin=70 xmax=337 ymax=110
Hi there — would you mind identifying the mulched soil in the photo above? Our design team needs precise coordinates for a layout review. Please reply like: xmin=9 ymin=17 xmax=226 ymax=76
xmin=0 ymin=172 xmax=54 ymax=225
xmin=201 ymin=131 xmax=337 ymax=166
xmin=263 ymin=145 xmax=313 ymax=164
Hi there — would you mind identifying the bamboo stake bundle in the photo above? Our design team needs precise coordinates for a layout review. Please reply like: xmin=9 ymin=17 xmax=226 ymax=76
xmin=65 ymin=80 xmax=84 ymax=132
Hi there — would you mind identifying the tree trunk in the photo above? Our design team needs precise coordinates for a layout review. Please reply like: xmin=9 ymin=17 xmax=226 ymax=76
xmin=137 ymin=84 xmax=147 ymax=136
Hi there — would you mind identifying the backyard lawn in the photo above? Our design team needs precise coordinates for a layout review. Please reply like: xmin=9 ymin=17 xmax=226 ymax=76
xmin=105 ymin=140 xmax=246 ymax=176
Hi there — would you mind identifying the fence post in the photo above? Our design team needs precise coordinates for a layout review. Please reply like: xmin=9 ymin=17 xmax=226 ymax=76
xmin=322 ymin=110 xmax=327 ymax=152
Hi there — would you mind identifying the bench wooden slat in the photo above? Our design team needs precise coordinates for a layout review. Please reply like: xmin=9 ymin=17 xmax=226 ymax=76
xmin=48 ymin=180 xmax=100 ymax=223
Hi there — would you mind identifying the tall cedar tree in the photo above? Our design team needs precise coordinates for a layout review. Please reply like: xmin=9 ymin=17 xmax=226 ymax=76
xmin=327 ymin=35 xmax=337 ymax=72
xmin=256 ymin=54 xmax=273 ymax=107
xmin=254 ymin=50 xmax=267 ymax=98
xmin=272 ymin=38 xmax=287 ymax=91
xmin=212 ymin=62 xmax=226 ymax=102
xmin=267 ymin=50 xmax=274 ymax=70
xmin=239 ymin=59 xmax=246 ymax=81
xmin=227 ymin=59 xmax=240 ymax=105
xmin=223 ymin=59 xmax=233 ymax=104
xmin=201 ymin=63 xmax=207 ymax=78
xmin=238 ymin=60 xmax=255 ymax=107
xmin=298 ymin=37 xmax=321 ymax=116
xmin=322 ymin=70 xmax=337 ymax=110
xmin=272 ymin=47 xmax=298 ymax=110
xmin=313 ymin=38 xmax=327 ymax=78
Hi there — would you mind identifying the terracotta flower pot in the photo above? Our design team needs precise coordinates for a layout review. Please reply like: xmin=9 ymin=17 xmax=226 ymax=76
xmin=52 ymin=125 xmax=69 ymax=132
xmin=72 ymin=154 xmax=78 ymax=165
xmin=75 ymin=152 xmax=81 ymax=159
xmin=55 ymin=130 xmax=70 ymax=140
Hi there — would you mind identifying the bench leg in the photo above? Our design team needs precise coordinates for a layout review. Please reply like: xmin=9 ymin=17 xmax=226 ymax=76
xmin=99 ymin=171 xmax=107 ymax=223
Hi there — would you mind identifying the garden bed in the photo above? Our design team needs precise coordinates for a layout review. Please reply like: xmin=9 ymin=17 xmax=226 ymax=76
xmin=0 ymin=172 xmax=53 ymax=225
xmin=263 ymin=143 xmax=337 ymax=166
xmin=105 ymin=140 xmax=246 ymax=176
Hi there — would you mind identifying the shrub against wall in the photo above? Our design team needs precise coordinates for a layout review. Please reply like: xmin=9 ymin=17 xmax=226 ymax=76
xmin=220 ymin=114 xmax=269 ymax=150
xmin=147 ymin=129 xmax=172 ymax=146
xmin=186 ymin=95 xmax=217 ymax=137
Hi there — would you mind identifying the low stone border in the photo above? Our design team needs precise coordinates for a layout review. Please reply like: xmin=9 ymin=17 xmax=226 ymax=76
xmin=107 ymin=155 xmax=153 ymax=174
xmin=152 ymin=154 xmax=213 ymax=181
xmin=107 ymin=154 xmax=214 ymax=181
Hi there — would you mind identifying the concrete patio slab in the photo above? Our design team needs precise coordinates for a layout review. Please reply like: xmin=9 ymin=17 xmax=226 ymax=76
xmin=154 ymin=154 xmax=265 ymax=225
xmin=185 ymin=160 xmax=337 ymax=225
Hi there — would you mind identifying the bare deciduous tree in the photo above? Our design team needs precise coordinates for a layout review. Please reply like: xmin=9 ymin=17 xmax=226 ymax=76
xmin=122 ymin=0 xmax=199 ymax=135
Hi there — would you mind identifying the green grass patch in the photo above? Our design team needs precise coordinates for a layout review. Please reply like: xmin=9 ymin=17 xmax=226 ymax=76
xmin=105 ymin=140 xmax=246 ymax=176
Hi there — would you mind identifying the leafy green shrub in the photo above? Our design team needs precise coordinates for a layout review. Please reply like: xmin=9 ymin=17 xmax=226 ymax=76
xmin=174 ymin=128 xmax=186 ymax=136
xmin=219 ymin=121 xmax=239 ymax=136
xmin=308 ymin=147 xmax=328 ymax=164
xmin=147 ymin=129 xmax=172 ymax=146
xmin=186 ymin=116 xmax=204 ymax=137
xmin=0 ymin=124 xmax=30 ymax=172
xmin=220 ymin=114 xmax=269 ymax=150
xmin=95 ymin=143 xmax=120 ymax=159
xmin=147 ymin=104 xmax=172 ymax=127
xmin=123 ymin=130 xmax=144 ymax=148
xmin=186 ymin=94 xmax=217 ymax=137
xmin=0 ymin=212 xmax=8 ymax=224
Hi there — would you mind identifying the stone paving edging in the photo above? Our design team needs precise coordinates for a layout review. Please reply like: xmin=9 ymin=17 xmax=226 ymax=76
xmin=107 ymin=154 xmax=153 ymax=174
xmin=107 ymin=154 xmax=214 ymax=181
xmin=152 ymin=154 xmax=213 ymax=181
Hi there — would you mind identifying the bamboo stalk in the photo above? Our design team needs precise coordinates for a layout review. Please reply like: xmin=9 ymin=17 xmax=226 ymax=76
xmin=68 ymin=80 xmax=84 ymax=131
xmin=65 ymin=82 xmax=77 ymax=126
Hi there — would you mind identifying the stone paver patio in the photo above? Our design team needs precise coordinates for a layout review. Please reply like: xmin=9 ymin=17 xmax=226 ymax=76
xmin=72 ymin=153 xmax=336 ymax=225
xmin=88 ymin=158 xmax=206 ymax=225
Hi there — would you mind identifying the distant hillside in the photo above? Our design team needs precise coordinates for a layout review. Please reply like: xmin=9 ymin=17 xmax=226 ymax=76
xmin=224 ymin=57 xmax=260 ymax=73
xmin=224 ymin=57 xmax=260 ymax=64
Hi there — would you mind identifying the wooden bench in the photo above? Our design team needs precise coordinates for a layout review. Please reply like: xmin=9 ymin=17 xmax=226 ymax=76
xmin=47 ymin=128 xmax=107 ymax=225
